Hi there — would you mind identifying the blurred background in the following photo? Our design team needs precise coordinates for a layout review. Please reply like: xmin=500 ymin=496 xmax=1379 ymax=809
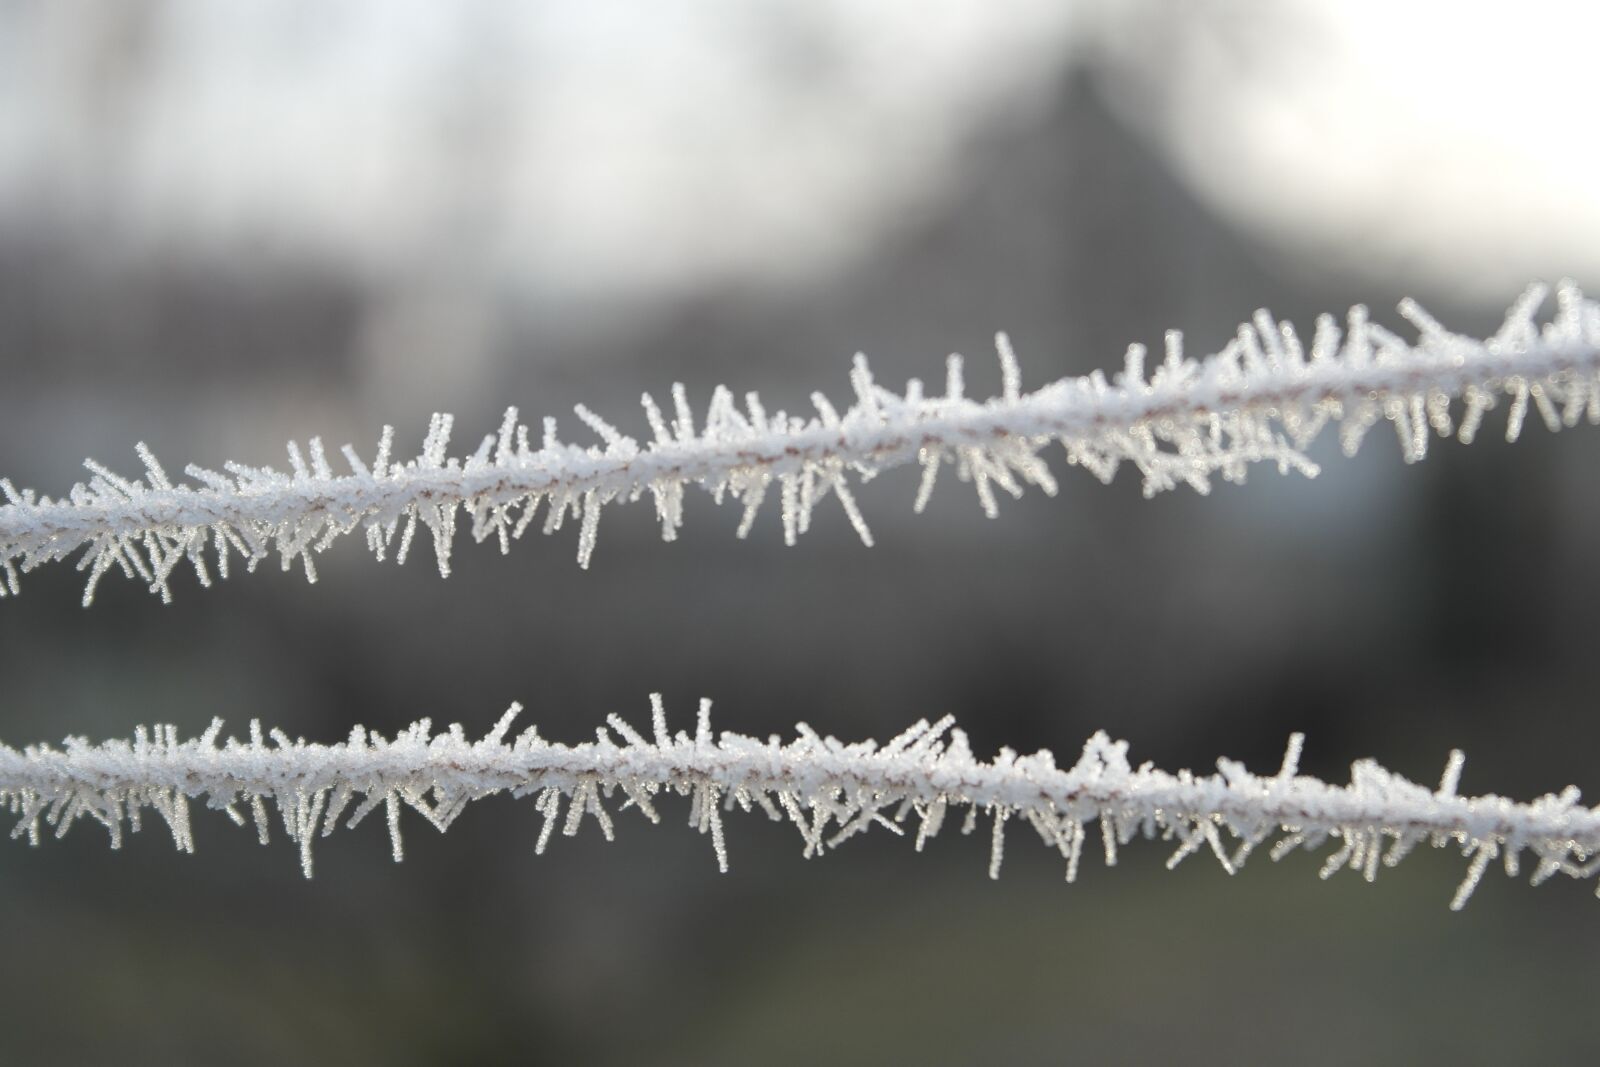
xmin=2 ymin=1 xmax=1599 ymax=1063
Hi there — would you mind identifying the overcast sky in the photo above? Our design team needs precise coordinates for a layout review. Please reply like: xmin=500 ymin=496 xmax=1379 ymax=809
xmin=0 ymin=1 xmax=1594 ymax=303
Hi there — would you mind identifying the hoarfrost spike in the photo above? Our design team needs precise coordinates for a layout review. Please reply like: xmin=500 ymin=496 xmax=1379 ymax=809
xmin=5 ymin=283 xmax=1600 ymax=603
xmin=1 ymin=696 xmax=1596 ymax=908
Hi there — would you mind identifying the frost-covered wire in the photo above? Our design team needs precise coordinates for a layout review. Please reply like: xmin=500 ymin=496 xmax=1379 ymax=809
xmin=4 ymin=281 xmax=1600 ymax=604
xmin=4 ymin=696 xmax=1597 ymax=908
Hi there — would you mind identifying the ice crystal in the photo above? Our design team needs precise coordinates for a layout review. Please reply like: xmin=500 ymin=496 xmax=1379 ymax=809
xmin=3 ymin=281 xmax=1599 ymax=604
xmin=3 ymin=695 xmax=1596 ymax=908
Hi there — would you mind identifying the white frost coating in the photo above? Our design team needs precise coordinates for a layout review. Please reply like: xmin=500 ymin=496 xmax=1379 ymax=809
xmin=4 ymin=282 xmax=1600 ymax=604
xmin=3 ymin=696 xmax=1597 ymax=908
